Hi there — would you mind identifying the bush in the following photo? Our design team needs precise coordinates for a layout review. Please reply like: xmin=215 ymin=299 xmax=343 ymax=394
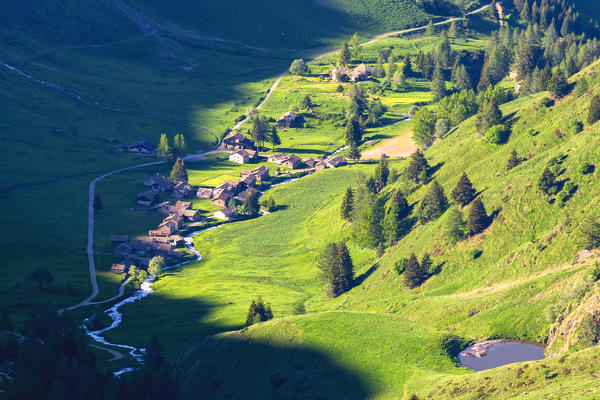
xmin=567 ymin=120 xmax=583 ymax=135
xmin=408 ymin=105 xmax=419 ymax=118
xmin=336 ymin=84 xmax=344 ymax=93
xmin=527 ymin=128 xmax=538 ymax=136
xmin=468 ymin=249 xmax=482 ymax=259
xmin=578 ymin=162 xmax=594 ymax=175
xmin=394 ymin=258 xmax=408 ymax=274
xmin=557 ymin=181 xmax=576 ymax=204
xmin=485 ymin=124 xmax=506 ymax=144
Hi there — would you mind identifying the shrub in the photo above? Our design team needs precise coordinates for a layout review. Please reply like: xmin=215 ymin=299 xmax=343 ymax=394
xmin=527 ymin=128 xmax=538 ymax=136
xmin=557 ymin=181 xmax=576 ymax=204
xmin=394 ymin=258 xmax=408 ymax=275
xmin=408 ymin=105 xmax=419 ymax=118
xmin=485 ymin=124 xmax=506 ymax=144
xmin=567 ymin=120 xmax=583 ymax=135
xmin=468 ymin=249 xmax=482 ymax=259
xmin=578 ymin=162 xmax=594 ymax=175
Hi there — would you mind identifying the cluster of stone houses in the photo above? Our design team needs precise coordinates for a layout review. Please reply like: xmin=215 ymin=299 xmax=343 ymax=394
xmin=137 ymin=173 xmax=194 ymax=206
xmin=196 ymin=165 xmax=270 ymax=221
xmin=267 ymin=153 xmax=347 ymax=171
xmin=331 ymin=63 xmax=373 ymax=83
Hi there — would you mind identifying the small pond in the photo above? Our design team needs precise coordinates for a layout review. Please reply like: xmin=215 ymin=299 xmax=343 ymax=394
xmin=457 ymin=340 xmax=545 ymax=371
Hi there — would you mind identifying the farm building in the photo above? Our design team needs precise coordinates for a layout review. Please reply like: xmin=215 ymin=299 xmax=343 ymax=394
xmin=172 ymin=182 xmax=193 ymax=199
xmin=350 ymin=64 xmax=373 ymax=82
xmin=276 ymin=111 xmax=305 ymax=129
xmin=229 ymin=149 xmax=258 ymax=164
xmin=282 ymin=154 xmax=303 ymax=169
xmin=331 ymin=67 xmax=349 ymax=82
xmin=211 ymin=190 xmax=233 ymax=207
xmin=143 ymin=173 xmax=173 ymax=192
xmin=326 ymin=156 xmax=347 ymax=168
xmin=137 ymin=191 xmax=160 ymax=206
xmin=214 ymin=206 xmax=238 ymax=221
xmin=196 ymin=188 xmax=214 ymax=199
xmin=222 ymin=132 xmax=254 ymax=150
xmin=241 ymin=165 xmax=269 ymax=183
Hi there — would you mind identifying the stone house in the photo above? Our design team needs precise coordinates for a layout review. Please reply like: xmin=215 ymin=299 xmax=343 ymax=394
xmin=230 ymin=149 xmax=257 ymax=164
xmin=137 ymin=191 xmax=160 ymax=206
xmin=282 ymin=154 xmax=303 ymax=169
xmin=122 ymin=139 xmax=156 ymax=154
xmin=143 ymin=173 xmax=173 ymax=192
xmin=172 ymin=181 xmax=193 ymax=199
xmin=326 ymin=156 xmax=347 ymax=168
xmin=222 ymin=132 xmax=254 ymax=150
xmin=276 ymin=111 xmax=305 ymax=129
xmin=214 ymin=206 xmax=238 ymax=221
xmin=350 ymin=64 xmax=373 ymax=82
xmin=196 ymin=188 xmax=214 ymax=199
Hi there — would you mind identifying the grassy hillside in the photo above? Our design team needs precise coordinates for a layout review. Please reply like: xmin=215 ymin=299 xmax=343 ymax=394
xmin=161 ymin=57 xmax=600 ymax=399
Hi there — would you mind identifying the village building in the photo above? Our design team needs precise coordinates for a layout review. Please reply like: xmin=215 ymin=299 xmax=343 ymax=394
xmin=170 ymin=235 xmax=186 ymax=247
xmin=303 ymin=158 xmax=320 ymax=168
xmin=241 ymin=165 xmax=269 ymax=183
xmin=222 ymin=180 xmax=246 ymax=194
xmin=172 ymin=181 xmax=193 ymax=199
xmin=137 ymin=190 xmax=160 ymax=206
xmin=214 ymin=206 xmax=238 ymax=221
xmin=111 ymin=264 xmax=127 ymax=274
xmin=331 ymin=67 xmax=349 ymax=82
xmin=229 ymin=149 xmax=257 ymax=164
xmin=110 ymin=235 xmax=130 ymax=248
xmin=315 ymin=161 xmax=328 ymax=171
xmin=326 ymin=156 xmax=347 ymax=169
xmin=181 ymin=208 xmax=202 ymax=222
xmin=222 ymin=132 xmax=254 ymax=150
xmin=282 ymin=154 xmax=303 ymax=169
xmin=350 ymin=64 xmax=373 ymax=82
xmin=268 ymin=153 xmax=290 ymax=164
xmin=276 ymin=111 xmax=305 ymax=129
xmin=211 ymin=190 xmax=233 ymax=207
xmin=121 ymin=139 xmax=156 ymax=154
xmin=196 ymin=187 xmax=213 ymax=199
xmin=240 ymin=174 xmax=257 ymax=188
xmin=143 ymin=173 xmax=173 ymax=192
xmin=235 ymin=187 xmax=259 ymax=204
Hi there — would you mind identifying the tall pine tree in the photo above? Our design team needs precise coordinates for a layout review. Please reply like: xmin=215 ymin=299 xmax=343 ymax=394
xmin=451 ymin=172 xmax=476 ymax=206
xmin=404 ymin=253 xmax=426 ymax=288
xmin=418 ymin=180 xmax=448 ymax=223
xmin=405 ymin=149 xmax=430 ymax=183
xmin=340 ymin=187 xmax=354 ymax=221
xmin=466 ymin=198 xmax=488 ymax=235
xmin=170 ymin=157 xmax=188 ymax=182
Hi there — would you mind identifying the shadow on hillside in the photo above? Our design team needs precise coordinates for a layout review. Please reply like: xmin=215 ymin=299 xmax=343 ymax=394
xmin=429 ymin=162 xmax=445 ymax=177
xmin=354 ymin=263 xmax=378 ymax=288
xmin=177 ymin=332 xmax=373 ymax=400
xmin=107 ymin=293 xmax=372 ymax=400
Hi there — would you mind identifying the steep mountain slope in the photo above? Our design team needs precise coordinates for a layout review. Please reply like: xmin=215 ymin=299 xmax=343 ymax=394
xmin=174 ymin=56 xmax=600 ymax=400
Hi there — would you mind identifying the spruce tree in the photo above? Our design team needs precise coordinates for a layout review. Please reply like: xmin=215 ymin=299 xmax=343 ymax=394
xmin=587 ymin=95 xmax=600 ymax=125
xmin=405 ymin=149 xmax=430 ymax=183
xmin=170 ymin=157 xmax=188 ymax=182
xmin=404 ymin=253 xmax=426 ymax=288
xmin=339 ymin=42 xmax=351 ymax=67
xmin=340 ymin=187 xmax=354 ymax=221
xmin=579 ymin=217 xmax=600 ymax=250
xmin=451 ymin=172 xmax=476 ymax=206
xmin=269 ymin=126 xmax=281 ymax=150
xmin=348 ymin=140 xmax=361 ymax=161
xmin=373 ymin=156 xmax=390 ymax=189
xmin=157 ymin=133 xmax=173 ymax=160
xmin=384 ymin=189 xmax=410 ymax=244
xmin=366 ymin=198 xmax=385 ymax=247
xmin=475 ymin=98 xmax=502 ymax=134
xmin=421 ymin=253 xmax=433 ymax=276
xmin=449 ymin=20 xmax=458 ymax=37
xmin=336 ymin=242 xmax=354 ymax=293
xmin=466 ymin=198 xmax=488 ymax=235
xmin=506 ymin=149 xmax=520 ymax=170
xmin=173 ymin=134 xmax=187 ymax=156
xmin=431 ymin=62 xmax=446 ymax=102
xmin=445 ymin=207 xmax=466 ymax=243
xmin=413 ymin=107 xmax=437 ymax=148
xmin=301 ymin=94 xmax=314 ymax=111
xmin=402 ymin=54 xmax=413 ymax=77
xmin=418 ymin=180 xmax=448 ymax=223
xmin=246 ymin=297 xmax=273 ymax=326
xmin=547 ymin=70 xmax=569 ymax=98
xmin=350 ymin=32 xmax=362 ymax=61
xmin=243 ymin=190 xmax=260 ymax=216
xmin=537 ymin=167 xmax=556 ymax=194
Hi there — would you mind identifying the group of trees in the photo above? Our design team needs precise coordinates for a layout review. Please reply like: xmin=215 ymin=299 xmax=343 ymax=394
xmin=246 ymin=297 xmax=273 ymax=326
xmin=248 ymin=112 xmax=281 ymax=151
xmin=129 ymin=256 xmax=165 ymax=285
xmin=403 ymin=253 xmax=432 ymax=289
xmin=318 ymin=242 xmax=354 ymax=297
xmin=157 ymin=133 xmax=187 ymax=160
xmin=0 ymin=309 xmax=180 ymax=400
xmin=344 ymin=84 xmax=385 ymax=160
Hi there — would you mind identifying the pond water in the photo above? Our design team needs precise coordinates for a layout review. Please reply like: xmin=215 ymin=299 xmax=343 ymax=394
xmin=457 ymin=340 xmax=545 ymax=371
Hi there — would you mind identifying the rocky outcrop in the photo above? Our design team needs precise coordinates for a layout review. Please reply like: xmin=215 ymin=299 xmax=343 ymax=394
xmin=546 ymin=282 xmax=600 ymax=357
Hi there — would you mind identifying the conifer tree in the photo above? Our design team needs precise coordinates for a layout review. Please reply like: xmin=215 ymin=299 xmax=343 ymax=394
xmin=452 ymin=63 xmax=472 ymax=91
xmin=252 ymin=115 xmax=269 ymax=149
xmin=170 ymin=157 xmax=188 ymax=182
xmin=421 ymin=253 xmax=433 ymax=276
xmin=413 ymin=107 xmax=437 ymax=148
xmin=445 ymin=207 xmax=466 ymax=243
xmin=587 ymin=95 xmax=600 ymax=125
xmin=335 ymin=242 xmax=354 ymax=293
xmin=318 ymin=242 xmax=354 ymax=297
xmin=402 ymin=54 xmax=413 ymax=77
xmin=384 ymin=189 xmax=410 ymax=244
xmin=366 ymin=198 xmax=385 ymax=246
xmin=348 ymin=140 xmax=361 ymax=161
xmin=392 ymin=70 xmax=406 ymax=91
xmin=449 ymin=20 xmax=458 ymax=38
xmin=425 ymin=20 xmax=435 ymax=37
xmin=418 ymin=180 xmax=448 ymax=223
xmin=431 ymin=62 xmax=446 ymax=102
xmin=475 ymin=98 xmax=502 ymax=134
xmin=405 ymin=149 xmax=430 ymax=183
xmin=339 ymin=42 xmax=351 ymax=67
xmin=467 ymin=198 xmax=488 ymax=235
xmin=373 ymin=57 xmax=386 ymax=78
xmin=301 ymin=94 xmax=314 ymax=111
xmin=373 ymin=156 xmax=390 ymax=189
xmin=269 ymin=126 xmax=281 ymax=150
xmin=340 ymin=187 xmax=354 ymax=221
xmin=506 ymin=149 xmax=520 ymax=170
xmin=157 ymin=133 xmax=173 ymax=160
xmin=404 ymin=253 xmax=426 ymax=288
xmin=350 ymin=33 xmax=362 ymax=61
xmin=537 ymin=167 xmax=556 ymax=194
xmin=451 ymin=172 xmax=476 ymax=206
xmin=547 ymin=70 xmax=569 ymax=98
xmin=243 ymin=190 xmax=260 ymax=216
xmin=246 ymin=297 xmax=273 ymax=326
xmin=579 ymin=217 xmax=600 ymax=250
